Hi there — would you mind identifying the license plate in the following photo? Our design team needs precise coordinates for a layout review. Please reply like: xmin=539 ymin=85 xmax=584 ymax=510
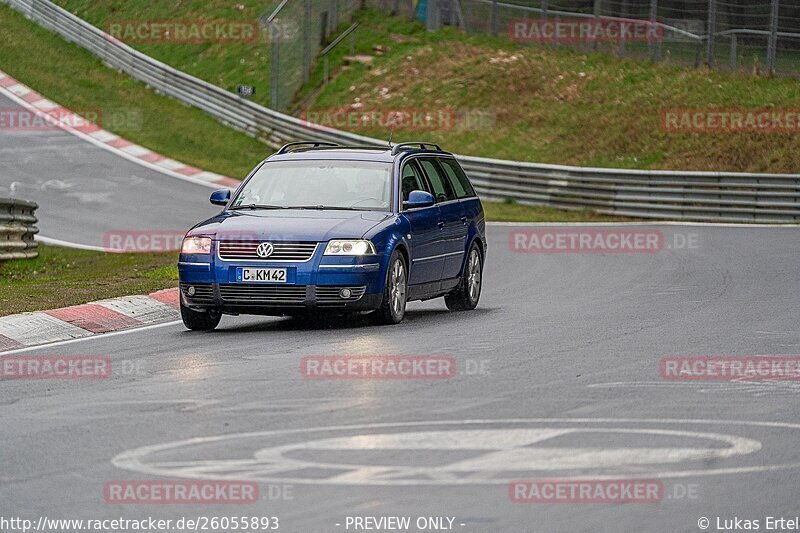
xmin=236 ymin=267 xmax=287 ymax=283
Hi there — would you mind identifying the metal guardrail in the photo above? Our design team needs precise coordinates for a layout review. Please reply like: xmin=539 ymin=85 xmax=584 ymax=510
xmin=5 ymin=0 xmax=800 ymax=223
xmin=0 ymin=198 xmax=39 ymax=261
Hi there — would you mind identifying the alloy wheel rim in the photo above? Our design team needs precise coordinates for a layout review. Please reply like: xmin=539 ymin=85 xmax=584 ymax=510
xmin=390 ymin=260 xmax=406 ymax=316
xmin=467 ymin=249 xmax=481 ymax=302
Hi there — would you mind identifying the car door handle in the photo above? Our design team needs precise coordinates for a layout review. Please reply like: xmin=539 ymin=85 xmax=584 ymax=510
xmin=437 ymin=221 xmax=445 ymax=228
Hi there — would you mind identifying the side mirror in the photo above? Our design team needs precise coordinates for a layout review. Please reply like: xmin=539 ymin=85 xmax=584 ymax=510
xmin=210 ymin=189 xmax=231 ymax=206
xmin=403 ymin=190 xmax=435 ymax=209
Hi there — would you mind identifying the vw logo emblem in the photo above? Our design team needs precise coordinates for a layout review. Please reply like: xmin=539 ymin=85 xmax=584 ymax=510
xmin=256 ymin=242 xmax=274 ymax=258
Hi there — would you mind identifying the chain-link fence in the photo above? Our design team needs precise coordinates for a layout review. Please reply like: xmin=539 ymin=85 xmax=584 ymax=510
xmin=262 ymin=0 xmax=361 ymax=112
xmin=402 ymin=0 xmax=800 ymax=76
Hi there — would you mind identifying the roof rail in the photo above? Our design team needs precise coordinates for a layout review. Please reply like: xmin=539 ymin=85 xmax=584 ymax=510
xmin=390 ymin=142 xmax=443 ymax=155
xmin=291 ymin=145 xmax=390 ymax=152
xmin=277 ymin=141 xmax=339 ymax=154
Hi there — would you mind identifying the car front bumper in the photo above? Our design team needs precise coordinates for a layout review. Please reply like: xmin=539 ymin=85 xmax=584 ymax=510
xmin=178 ymin=282 xmax=383 ymax=315
xmin=178 ymin=247 xmax=386 ymax=315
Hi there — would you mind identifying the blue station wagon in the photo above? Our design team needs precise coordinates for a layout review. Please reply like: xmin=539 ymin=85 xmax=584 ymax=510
xmin=177 ymin=142 xmax=487 ymax=330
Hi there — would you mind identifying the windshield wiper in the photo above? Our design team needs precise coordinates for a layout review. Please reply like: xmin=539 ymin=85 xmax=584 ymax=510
xmin=286 ymin=205 xmax=364 ymax=211
xmin=229 ymin=204 xmax=287 ymax=210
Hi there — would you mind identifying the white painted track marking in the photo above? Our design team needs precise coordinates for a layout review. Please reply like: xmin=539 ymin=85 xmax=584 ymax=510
xmin=110 ymin=419 xmax=795 ymax=486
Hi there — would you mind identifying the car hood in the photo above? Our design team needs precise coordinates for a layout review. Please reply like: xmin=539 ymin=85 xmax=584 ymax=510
xmin=187 ymin=209 xmax=392 ymax=241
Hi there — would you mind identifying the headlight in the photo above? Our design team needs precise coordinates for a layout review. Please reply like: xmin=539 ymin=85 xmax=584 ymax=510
xmin=324 ymin=239 xmax=376 ymax=256
xmin=181 ymin=236 xmax=212 ymax=254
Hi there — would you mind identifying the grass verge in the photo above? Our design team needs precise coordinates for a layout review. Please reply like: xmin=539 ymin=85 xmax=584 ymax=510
xmin=483 ymin=201 xmax=638 ymax=223
xmin=0 ymin=245 xmax=178 ymax=316
xmin=40 ymin=3 xmax=800 ymax=172
xmin=306 ymin=10 xmax=800 ymax=173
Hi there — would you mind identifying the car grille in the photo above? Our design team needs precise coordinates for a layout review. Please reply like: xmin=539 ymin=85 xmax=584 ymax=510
xmin=180 ymin=282 xmax=214 ymax=304
xmin=316 ymin=286 xmax=367 ymax=305
xmin=218 ymin=241 xmax=318 ymax=261
xmin=219 ymin=284 xmax=307 ymax=305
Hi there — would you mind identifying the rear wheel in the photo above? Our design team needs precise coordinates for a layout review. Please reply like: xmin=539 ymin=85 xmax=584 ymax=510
xmin=180 ymin=302 xmax=222 ymax=331
xmin=371 ymin=251 xmax=407 ymax=325
xmin=445 ymin=242 xmax=482 ymax=311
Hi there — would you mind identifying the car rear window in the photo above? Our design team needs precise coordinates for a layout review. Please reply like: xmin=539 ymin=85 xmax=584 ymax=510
xmin=439 ymin=158 xmax=476 ymax=199
xmin=419 ymin=158 xmax=456 ymax=203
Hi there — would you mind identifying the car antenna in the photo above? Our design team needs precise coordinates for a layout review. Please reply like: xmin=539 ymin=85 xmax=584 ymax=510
xmin=387 ymin=126 xmax=394 ymax=148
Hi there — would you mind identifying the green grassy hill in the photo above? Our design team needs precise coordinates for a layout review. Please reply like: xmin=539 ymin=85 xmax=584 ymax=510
xmin=45 ymin=3 xmax=800 ymax=173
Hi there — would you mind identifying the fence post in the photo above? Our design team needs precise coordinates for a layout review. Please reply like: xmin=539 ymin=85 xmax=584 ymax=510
xmin=592 ymin=0 xmax=602 ymax=51
xmin=649 ymin=0 xmax=660 ymax=61
xmin=329 ymin=0 xmax=338 ymax=34
xmin=694 ymin=41 xmax=702 ymax=67
xmin=451 ymin=0 xmax=467 ymax=31
xmin=730 ymin=33 xmax=737 ymax=69
xmin=427 ymin=0 xmax=439 ymax=31
xmin=489 ymin=0 xmax=497 ymax=36
xmin=619 ymin=0 xmax=629 ymax=56
xmin=270 ymin=26 xmax=280 ymax=110
xmin=706 ymin=0 xmax=716 ymax=67
xmin=541 ymin=0 xmax=554 ymax=47
xmin=303 ymin=0 xmax=312 ymax=83
xmin=767 ymin=0 xmax=779 ymax=74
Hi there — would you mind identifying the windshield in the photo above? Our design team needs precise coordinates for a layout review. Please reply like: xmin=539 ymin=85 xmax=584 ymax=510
xmin=232 ymin=160 xmax=393 ymax=211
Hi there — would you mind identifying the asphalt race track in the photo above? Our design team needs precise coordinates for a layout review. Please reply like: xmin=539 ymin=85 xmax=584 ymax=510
xmin=3 ymin=93 xmax=800 ymax=533
xmin=0 ymin=92 xmax=218 ymax=248
xmin=4 ymin=220 xmax=800 ymax=530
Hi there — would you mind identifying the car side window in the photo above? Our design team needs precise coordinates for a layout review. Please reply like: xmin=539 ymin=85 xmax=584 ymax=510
xmin=400 ymin=160 xmax=430 ymax=203
xmin=419 ymin=158 xmax=456 ymax=203
xmin=438 ymin=158 xmax=476 ymax=198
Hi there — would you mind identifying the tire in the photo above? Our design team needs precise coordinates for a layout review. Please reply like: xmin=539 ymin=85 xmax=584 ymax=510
xmin=445 ymin=242 xmax=483 ymax=312
xmin=180 ymin=302 xmax=222 ymax=331
xmin=370 ymin=250 xmax=408 ymax=325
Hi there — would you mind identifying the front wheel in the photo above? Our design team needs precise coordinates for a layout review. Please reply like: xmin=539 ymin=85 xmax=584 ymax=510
xmin=371 ymin=251 xmax=407 ymax=325
xmin=180 ymin=302 xmax=222 ymax=331
xmin=445 ymin=242 xmax=483 ymax=311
